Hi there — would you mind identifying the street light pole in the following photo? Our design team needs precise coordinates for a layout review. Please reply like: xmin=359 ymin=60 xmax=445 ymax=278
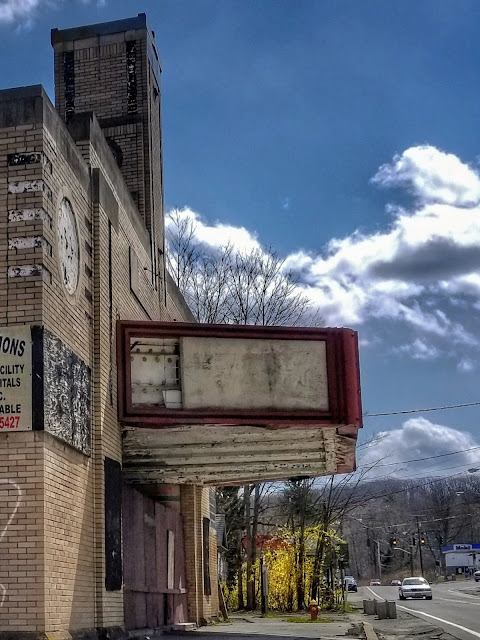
xmin=393 ymin=546 xmax=414 ymax=576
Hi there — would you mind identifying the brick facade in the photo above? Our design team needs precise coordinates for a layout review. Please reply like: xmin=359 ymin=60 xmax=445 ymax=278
xmin=0 ymin=14 xmax=218 ymax=637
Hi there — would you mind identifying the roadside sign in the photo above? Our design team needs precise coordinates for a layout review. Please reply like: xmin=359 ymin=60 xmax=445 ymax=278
xmin=0 ymin=326 xmax=32 ymax=431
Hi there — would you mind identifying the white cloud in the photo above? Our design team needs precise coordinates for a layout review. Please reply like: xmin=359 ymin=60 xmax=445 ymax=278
xmin=0 ymin=0 xmax=105 ymax=25
xmin=0 ymin=0 xmax=39 ymax=24
xmin=359 ymin=418 xmax=480 ymax=477
xmin=372 ymin=145 xmax=480 ymax=207
xmin=396 ymin=338 xmax=440 ymax=360
xmin=166 ymin=206 xmax=260 ymax=253
xmin=168 ymin=145 xmax=480 ymax=361
xmin=458 ymin=358 xmax=476 ymax=373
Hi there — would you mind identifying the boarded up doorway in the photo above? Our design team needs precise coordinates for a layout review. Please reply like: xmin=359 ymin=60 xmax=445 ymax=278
xmin=123 ymin=485 xmax=187 ymax=630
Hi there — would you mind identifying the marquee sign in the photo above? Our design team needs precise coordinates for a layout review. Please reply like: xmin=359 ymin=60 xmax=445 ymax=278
xmin=0 ymin=326 xmax=32 ymax=431
xmin=117 ymin=321 xmax=362 ymax=429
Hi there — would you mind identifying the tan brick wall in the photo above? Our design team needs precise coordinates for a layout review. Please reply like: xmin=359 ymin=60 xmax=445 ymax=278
xmin=41 ymin=121 xmax=93 ymax=363
xmin=68 ymin=111 xmax=190 ymax=627
xmin=201 ymin=487 xmax=219 ymax=621
xmin=0 ymin=25 xmax=200 ymax=634
xmin=0 ymin=432 xmax=44 ymax=633
xmin=0 ymin=119 xmax=45 ymax=328
xmin=180 ymin=485 xmax=202 ymax=624
xmin=0 ymin=432 xmax=95 ymax=634
xmin=180 ymin=486 xmax=219 ymax=625
xmin=0 ymin=95 xmax=99 ymax=632
xmin=43 ymin=434 xmax=94 ymax=631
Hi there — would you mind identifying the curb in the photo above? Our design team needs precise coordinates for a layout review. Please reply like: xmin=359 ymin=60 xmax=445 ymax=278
xmin=363 ymin=621 xmax=379 ymax=640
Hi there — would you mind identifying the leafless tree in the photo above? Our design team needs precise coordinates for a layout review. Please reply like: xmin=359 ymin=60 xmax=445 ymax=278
xmin=166 ymin=209 xmax=320 ymax=327
xmin=167 ymin=208 xmax=323 ymax=609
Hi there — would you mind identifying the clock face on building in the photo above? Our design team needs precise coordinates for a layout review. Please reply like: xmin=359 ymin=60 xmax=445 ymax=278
xmin=57 ymin=197 xmax=80 ymax=296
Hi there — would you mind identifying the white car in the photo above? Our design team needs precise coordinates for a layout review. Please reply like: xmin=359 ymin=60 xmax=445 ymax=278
xmin=398 ymin=577 xmax=432 ymax=600
xmin=474 ymin=570 xmax=480 ymax=582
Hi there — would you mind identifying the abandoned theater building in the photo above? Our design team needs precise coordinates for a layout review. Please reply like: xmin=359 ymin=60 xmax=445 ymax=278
xmin=0 ymin=14 xmax=362 ymax=637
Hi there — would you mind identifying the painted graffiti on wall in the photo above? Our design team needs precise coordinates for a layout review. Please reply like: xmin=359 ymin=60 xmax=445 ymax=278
xmin=0 ymin=479 xmax=23 ymax=609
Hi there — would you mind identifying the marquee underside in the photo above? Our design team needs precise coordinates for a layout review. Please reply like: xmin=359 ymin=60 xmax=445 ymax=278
xmin=122 ymin=424 xmax=357 ymax=486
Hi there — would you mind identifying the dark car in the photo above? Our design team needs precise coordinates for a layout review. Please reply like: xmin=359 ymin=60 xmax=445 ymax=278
xmin=344 ymin=575 xmax=358 ymax=592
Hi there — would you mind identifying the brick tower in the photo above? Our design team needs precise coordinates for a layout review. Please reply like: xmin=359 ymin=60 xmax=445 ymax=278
xmin=52 ymin=13 xmax=165 ymax=289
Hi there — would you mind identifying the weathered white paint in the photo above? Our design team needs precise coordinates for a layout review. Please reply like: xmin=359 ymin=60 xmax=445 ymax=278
xmin=7 ymin=152 xmax=42 ymax=166
xmin=8 ymin=208 xmax=52 ymax=226
xmin=8 ymin=265 xmax=48 ymax=279
xmin=7 ymin=152 xmax=52 ymax=171
xmin=8 ymin=180 xmax=52 ymax=200
xmin=181 ymin=336 xmax=328 ymax=411
xmin=122 ymin=424 xmax=354 ymax=485
xmin=57 ymin=197 xmax=80 ymax=295
xmin=8 ymin=236 xmax=50 ymax=252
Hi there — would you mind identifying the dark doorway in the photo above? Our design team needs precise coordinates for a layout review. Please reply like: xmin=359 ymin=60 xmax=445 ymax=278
xmin=123 ymin=485 xmax=187 ymax=629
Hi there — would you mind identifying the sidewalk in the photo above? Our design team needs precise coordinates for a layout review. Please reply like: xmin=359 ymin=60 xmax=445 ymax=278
xmin=160 ymin=601 xmax=458 ymax=640
xmin=163 ymin=611 xmax=364 ymax=639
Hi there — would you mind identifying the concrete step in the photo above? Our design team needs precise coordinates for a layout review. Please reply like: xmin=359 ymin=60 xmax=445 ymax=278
xmin=171 ymin=623 xmax=197 ymax=632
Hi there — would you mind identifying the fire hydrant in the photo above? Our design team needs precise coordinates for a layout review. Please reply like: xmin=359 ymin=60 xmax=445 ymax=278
xmin=310 ymin=600 xmax=319 ymax=620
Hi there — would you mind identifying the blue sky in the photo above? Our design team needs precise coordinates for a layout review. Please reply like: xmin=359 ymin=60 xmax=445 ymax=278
xmin=2 ymin=0 xmax=480 ymax=477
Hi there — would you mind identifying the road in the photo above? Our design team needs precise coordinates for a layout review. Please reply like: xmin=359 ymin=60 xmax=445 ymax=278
xmin=357 ymin=580 xmax=480 ymax=640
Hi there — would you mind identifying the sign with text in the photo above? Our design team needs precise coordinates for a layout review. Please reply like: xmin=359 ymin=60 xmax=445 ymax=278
xmin=0 ymin=327 xmax=32 ymax=431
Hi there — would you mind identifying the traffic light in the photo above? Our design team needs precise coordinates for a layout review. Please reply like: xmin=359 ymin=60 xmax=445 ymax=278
xmin=420 ymin=533 xmax=426 ymax=545
xmin=392 ymin=537 xmax=397 ymax=546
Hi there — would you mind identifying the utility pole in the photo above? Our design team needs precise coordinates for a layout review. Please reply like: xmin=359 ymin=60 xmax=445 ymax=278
xmin=376 ymin=540 xmax=382 ymax=578
xmin=416 ymin=516 xmax=424 ymax=576
xmin=260 ymin=557 xmax=268 ymax=614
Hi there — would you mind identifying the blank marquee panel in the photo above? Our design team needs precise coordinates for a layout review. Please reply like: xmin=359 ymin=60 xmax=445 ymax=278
xmin=181 ymin=336 xmax=328 ymax=411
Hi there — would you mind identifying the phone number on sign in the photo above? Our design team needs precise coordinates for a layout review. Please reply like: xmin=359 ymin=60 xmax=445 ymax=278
xmin=0 ymin=416 xmax=20 ymax=428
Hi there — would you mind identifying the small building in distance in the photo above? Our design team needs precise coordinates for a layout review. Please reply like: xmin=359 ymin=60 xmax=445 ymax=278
xmin=442 ymin=543 xmax=480 ymax=576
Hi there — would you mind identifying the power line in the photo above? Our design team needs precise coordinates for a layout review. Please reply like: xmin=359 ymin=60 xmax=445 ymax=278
xmin=359 ymin=459 xmax=480 ymax=484
xmin=347 ymin=511 xmax=475 ymax=531
xmin=359 ymin=471 xmax=470 ymax=505
xmin=358 ymin=445 xmax=480 ymax=469
xmin=365 ymin=401 xmax=480 ymax=417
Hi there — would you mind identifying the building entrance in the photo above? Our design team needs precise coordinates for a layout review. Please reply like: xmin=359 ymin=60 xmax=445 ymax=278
xmin=123 ymin=486 xmax=187 ymax=629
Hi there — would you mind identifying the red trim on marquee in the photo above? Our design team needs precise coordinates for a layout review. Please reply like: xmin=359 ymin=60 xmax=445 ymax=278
xmin=116 ymin=321 xmax=362 ymax=430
